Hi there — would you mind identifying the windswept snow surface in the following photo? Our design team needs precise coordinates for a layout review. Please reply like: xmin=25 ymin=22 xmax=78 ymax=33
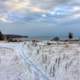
xmin=0 ymin=41 xmax=80 ymax=80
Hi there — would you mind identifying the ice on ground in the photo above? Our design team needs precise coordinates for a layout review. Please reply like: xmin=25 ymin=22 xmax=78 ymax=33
xmin=0 ymin=41 xmax=79 ymax=80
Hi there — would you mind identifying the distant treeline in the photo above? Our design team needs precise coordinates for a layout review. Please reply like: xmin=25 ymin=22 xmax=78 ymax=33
xmin=0 ymin=31 xmax=28 ymax=42
xmin=51 ymin=32 xmax=74 ymax=41
xmin=0 ymin=31 xmax=77 ymax=42
xmin=6 ymin=34 xmax=28 ymax=38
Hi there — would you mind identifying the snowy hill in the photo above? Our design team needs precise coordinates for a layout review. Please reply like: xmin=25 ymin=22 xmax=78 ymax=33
xmin=0 ymin=41 xmax=79 ymax=80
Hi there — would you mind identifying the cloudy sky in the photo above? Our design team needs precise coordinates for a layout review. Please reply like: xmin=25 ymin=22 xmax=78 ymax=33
xmin=0 ymin=0 xmax=80 ymax=37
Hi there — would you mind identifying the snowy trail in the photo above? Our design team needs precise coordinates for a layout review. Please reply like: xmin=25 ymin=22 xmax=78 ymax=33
xmin=16 ymin=44 xmax=49 ymax=80
xmin=22 ymin=42 xmax=80 ymax=80
xmin=0 ymin=43 xmax=49 ymax=80
xmin=0 ymin=42 xmax=79 ymax=80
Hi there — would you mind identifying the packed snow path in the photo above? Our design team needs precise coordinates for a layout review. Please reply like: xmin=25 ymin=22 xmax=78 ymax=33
xmin=0 ymin=41 xmax=79 ymax=80
xmin=0 ymin=42 xmax=48 ymax=80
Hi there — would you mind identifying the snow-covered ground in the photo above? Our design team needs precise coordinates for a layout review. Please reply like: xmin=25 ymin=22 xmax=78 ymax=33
xmin=0 ymin=41 xmax=79 ymax=80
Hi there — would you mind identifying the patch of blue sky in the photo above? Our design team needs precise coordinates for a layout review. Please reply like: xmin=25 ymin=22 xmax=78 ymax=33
xmin=50 ymin=5 xmax=73 ymax=16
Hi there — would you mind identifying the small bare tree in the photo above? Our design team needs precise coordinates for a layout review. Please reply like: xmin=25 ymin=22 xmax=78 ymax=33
xmin=0 ymin=31 xmax=4 ymax=40
xmin=68 ymin=32 xmax=73 ymax=40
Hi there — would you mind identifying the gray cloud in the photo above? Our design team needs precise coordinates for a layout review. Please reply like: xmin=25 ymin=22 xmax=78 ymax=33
xmin=0 ymin=0 xmax=80 ymax=22
xmin=29 ymin=0 xmax=69 ymax=10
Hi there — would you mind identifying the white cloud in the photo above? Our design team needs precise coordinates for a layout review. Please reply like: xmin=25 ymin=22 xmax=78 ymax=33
xmin=0 ymin=0 xmax=80 ymax=23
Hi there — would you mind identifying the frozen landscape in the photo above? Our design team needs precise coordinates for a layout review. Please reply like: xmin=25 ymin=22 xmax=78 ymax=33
xmin=0 ymin=41 xmax=79 ymax=80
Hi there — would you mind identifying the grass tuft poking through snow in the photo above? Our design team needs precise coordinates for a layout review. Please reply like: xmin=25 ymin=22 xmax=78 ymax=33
xmin=0 ymin=41 xmax=79 ymax=80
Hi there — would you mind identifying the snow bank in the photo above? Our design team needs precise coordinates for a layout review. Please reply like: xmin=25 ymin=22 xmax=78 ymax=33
xmin=23 ymin=41 xmax=80 ymax=80
xmin=0 ymin=41 xmax=79 ymax=80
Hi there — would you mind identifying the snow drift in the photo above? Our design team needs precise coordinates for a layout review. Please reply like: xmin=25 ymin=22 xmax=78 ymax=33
xmin=0 ymin=41 xmax=79 ymax=80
